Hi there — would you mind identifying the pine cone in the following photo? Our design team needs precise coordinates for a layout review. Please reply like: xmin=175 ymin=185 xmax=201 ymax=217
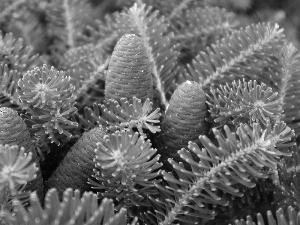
xmin=155 ymin=81 xmax=209 ymax=165
xmin=105 ymin=34 xmax=153 ymax=103
xmin=0 ymin=107 xmax=44 ymax=199
xmin=46 ymin=126 xmax=106 ymax=197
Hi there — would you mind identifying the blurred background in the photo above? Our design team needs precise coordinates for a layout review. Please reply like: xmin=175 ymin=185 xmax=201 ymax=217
xmin=1 ymin=0 xmax=300 ymax=57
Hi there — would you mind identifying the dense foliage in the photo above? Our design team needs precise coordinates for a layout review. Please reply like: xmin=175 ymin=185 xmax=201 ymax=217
xmin=1 ymin=0 xmax=300 ymax=224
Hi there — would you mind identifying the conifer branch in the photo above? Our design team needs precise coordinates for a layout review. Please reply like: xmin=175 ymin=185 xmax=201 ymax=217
xmin=80 ymin=13 xmax=119 ymax=53
xmin=18 ymin=65 xmax=78 ymax=145
xmin=63 ymin=0 xmax=75 ymax=48
xmin=246 ymin=43 xmax=300 ymax=136
xmin=230 ymin=206 xmax=300 ymax=225
xmin=277 ymin=43 xmax=300 ymax=136
xmin=171 ymin=6 xmax=237 ymax=42
xmin=0 ymin=144 xmax=38 ymax=195
xmin=168 ymin=0 xmax=193 ymax=20
xmin=0 ymin=0 xmax=26 ymax=22
xmin=207 ymin=79 xmax=283 ymax=126
xmin=187 ymin=22 xmax=285 ymax=89
xmin=83 ymin=97 xmax=161 ymax=137
xmin=1 ymin=188 xmax=138 ymax=225
xmin=92 ymin=130 xmax=162 ymax=211
xmin=0 ymin=64 xmax=22 ymax=109
xmin=1 ymin=1 xmax=300 ymax=224
xmin=47 ymin=0 xmax=92 ymax=49
xmin=63 ymin=44 xmax=109 ymax=100
xmin=273 ymin=145 xmax=300 ymax=211
xmin=0 ymin=31 xmax=40 ymax=73
xmin=154 ymin=122 xmax=293 ymax=224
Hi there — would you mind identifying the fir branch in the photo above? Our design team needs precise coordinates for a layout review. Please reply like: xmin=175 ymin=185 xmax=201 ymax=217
xmin=1 ymin=1 xmax=300 ymax=224
xmin=83 ymin=97 xmax=161 ymax=137
xmin=153 ymin=122 xmax=293 ymax=224
xmin=273 ymin=145 xmax=300 ymax=211
xmin=63 ymin=44 xmax=109 ymax=100
xmin=0 ymin=0 xmax=26 ymax=22
xmin=207 ymin=79 xmax=283 ymax=127
xmin=17 ymin=65 xmax=78 ymax=145
xmin=274 ymin=166 xmax=300 ymax=212
xmin=245 ymin=43 xmax=300 ymax=136
xmin=276 ymin=43 xmax=300 ymax=136
xmin=0 ymin=144 xmax=38 ymax=195
xmin=1 ymin=188 xmax=138 ymax=225
xmin=80 ymin=13 xmax=119 ymax=48
xmin=171 ymin=6 xmax=238 ymax=64
xmin=213 ymin=179 xmax=276 ymax=224
xmin=230 ymin=206 xmax=300 ymax=225
xmin=171 ymin=6 xmax=237 ymax=41
xmin=11 ymin=3 xmax=48 ymax=54
xmin=47 ymin=0 xmax=92 ymax=49
xmin=207 ymin=0 xmax=253 ymax=11
xmin=27 ymin=101 xmax=78 ymax=145
xmin=187 ymin=22 xmax=285 ymax=90
xmin=0 ymin=64 xmax=22 ymax=109
xmin=18 ymin=64 xmax=75 ymax=109
xmin=63 ymin=0 xmax=75 ymax=48
xmin=0 ymin=31 xmax=40 ymax=73
xmin=0 ymin=184 xmax=30 ymax=212
xmin=91 ymin=130 xmax=162 ymax=211
xmin=168 ymin=0 xmax=194 ymax=20
xmin=114 ymin=0 xmax=204 ymax=18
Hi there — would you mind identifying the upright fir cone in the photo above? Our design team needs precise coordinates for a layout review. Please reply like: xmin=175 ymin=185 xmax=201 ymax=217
xmin=105 ymin=34 xmax=153 ymax=103
xmin=46 ymin=126 xmax=106 ymax=197
xmin=0 ymin=107 xmax=44 ymax=199
xmin=155 ymin=81 xmax=209 ymax=166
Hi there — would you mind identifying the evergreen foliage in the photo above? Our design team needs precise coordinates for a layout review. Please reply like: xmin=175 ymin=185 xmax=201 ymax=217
xmin=79 ymin=96 xmax=161 ymax=137
xmin=152 ymin=122 xmax=293 ymax=224
xmin=18 ymin=64 xmax=78 ymax=146
xmin=1 ymin=188 xmax=137 ymax=225
xmin=207 ymin=79 xmax=283 ymax=126
xmin=1 ymin=0 xmax=300 ymax=225
xmin=0 ymin=31 xmax=40 ymax=73
xmin=47 ymin=0 xmax=93 ymax=49
xmin=230 ymin=206 xmax=300 ymax=225
xmin=0 ymin=63 xmax=21 ymax=109
xmin=170 ymin=6 xmax=237 ymax=63
xmin=91 ymin=130 xmax=162 ymax=213
xmin=0 ymin=144 xmax=38 ymax=211
xmin=187 ymin=22 xmax=285 ymax=88
xmin=62 ymin=43 xmax=109 ymax=102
